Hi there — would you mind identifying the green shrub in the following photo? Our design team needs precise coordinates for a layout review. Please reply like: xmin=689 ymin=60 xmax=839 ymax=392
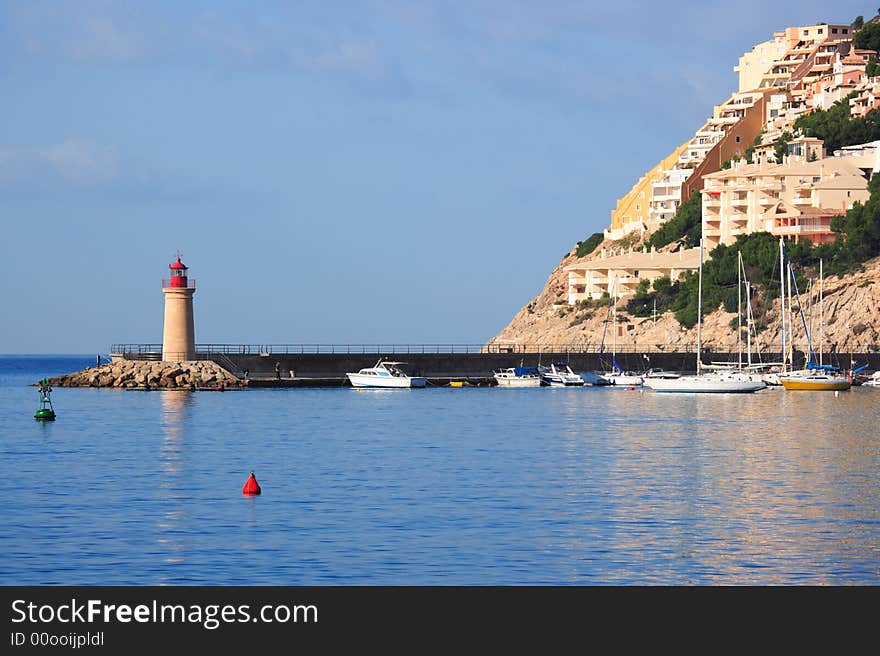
xmin=646 ymin=193 xmax=702 ymax=250
xmin=575 ymin=232 xmax=604 ymax=258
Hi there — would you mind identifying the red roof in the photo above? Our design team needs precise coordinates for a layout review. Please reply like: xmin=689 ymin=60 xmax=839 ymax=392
xmin=169 ymin=256 xmax=187 ymax=270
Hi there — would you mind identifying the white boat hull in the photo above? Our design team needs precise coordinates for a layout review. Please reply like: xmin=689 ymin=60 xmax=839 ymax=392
xmin=540 ymin=375 xmax=584 ymax=387
xmin=347 ymin=373 xmax=426 ymax=388
xmin=606 ymin=373 xmax=644 ymax=386
xmin=494 ymin=376 xmax=542 ymax=387
xmin=643 ymin=375 xmax=766 ymax=393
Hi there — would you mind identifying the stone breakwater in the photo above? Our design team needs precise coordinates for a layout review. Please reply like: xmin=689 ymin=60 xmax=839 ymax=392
xmin=48 ymin=360 xmax=242 ymax=389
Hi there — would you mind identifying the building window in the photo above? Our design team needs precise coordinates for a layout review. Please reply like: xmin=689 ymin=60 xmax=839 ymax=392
xmin=832 ymin=28 xmax=838 ymax=34
xmin=636 ymin=205 xmax=641 ymax=211
xmin=735 ymin=135 xmax=741 ymax=143
xmin=818 ymin=29 xmax=823 ymax=34
xmin=843 ymin=28 xmax=848 ymax=33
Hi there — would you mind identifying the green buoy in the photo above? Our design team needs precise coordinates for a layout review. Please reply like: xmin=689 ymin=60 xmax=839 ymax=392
xmin=34 ymin=378 xmax=56 ymax=421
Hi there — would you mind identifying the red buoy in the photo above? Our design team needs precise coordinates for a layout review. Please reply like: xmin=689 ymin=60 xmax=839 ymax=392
xmin=242 ymin=471 xmax=261 ymax=496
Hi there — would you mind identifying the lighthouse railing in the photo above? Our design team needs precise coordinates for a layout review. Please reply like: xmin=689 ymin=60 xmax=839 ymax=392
xmin=161 ymin=278 xmax=196 ymax=288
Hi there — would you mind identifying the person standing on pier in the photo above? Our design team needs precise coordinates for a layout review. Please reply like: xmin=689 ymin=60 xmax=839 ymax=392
xmin=275 ymin=362 xmax=280 ymax=380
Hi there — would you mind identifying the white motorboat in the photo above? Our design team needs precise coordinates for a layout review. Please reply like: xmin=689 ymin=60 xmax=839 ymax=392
xmin=494 ymin=366 xmax=543 ymax=387
xmin=539 ymin=363 xmax=585 ymax=386
xmin=346 ymin=360 xmax=427 ymax=388
xmin=864 ymin=372 xmax=880 ymax=387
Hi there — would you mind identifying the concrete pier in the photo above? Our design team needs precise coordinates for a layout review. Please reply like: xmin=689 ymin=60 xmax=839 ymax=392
xmin=110 ymin=345 xmax=880 ymax=382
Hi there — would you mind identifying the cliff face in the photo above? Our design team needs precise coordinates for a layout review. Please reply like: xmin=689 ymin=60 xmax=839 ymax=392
xmin=489 ymin=245 xmax=880 ymax=355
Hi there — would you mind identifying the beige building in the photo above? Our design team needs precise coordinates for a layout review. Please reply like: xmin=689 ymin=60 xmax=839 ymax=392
xmin=566 ymin=247 xmax=701 ymax=304
xmin=701 ymin=137 xmax=871 ymax=249
xmin=606 ymin=142 xmax=688 ymax=241
xmin=735 ymin=32 xmax=791 ymax=92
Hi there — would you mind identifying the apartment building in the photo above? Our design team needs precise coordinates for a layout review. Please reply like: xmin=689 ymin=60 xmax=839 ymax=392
xmin=701 ymin=137 xmax=871 ymax=249
xmin=605 ymin=143 xmax=689 ymax=241
xmin=735 ymin=32 xmax=791 ymax=92
xmin=566 ymin=247 xmax=701 ymax=304
xmin=850 ymin=77 xmax=880 ymax=117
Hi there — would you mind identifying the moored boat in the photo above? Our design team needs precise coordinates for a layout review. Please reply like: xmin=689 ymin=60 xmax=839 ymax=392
xmin=778 ymin=365 xmax=851 ymax=391
xmin=644 ymin=371 xmax=766 ymax=393
xmin=642 ymin=239 xmax=765 ymax=394
xmin=538 ymin=362 xmax=584 ymax=386
xmin=604 ymin=368 xmax=643 ymax=386
xmin=346 ymin=360 xmax=427 ymax=388
xmin=494 ymin=366 xmax=543 ymax=387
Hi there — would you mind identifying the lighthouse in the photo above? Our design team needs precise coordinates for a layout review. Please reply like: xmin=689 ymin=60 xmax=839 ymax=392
xmin=161 ymin=255 xmax=196 ymax=361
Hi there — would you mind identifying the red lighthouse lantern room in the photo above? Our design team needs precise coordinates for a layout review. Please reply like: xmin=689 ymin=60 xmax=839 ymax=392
xmin=167 ymin=255 xmax=191 ymax=288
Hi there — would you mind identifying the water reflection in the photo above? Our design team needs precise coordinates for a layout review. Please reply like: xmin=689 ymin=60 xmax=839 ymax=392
xmin=157 ymin=391 xmax=194 ymax=574
xmin=544 ymin=388 xmax=880 ymax=583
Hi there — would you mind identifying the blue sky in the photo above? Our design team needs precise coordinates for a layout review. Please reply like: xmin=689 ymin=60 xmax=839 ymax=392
xmin=0 ymin=0 xmax=870 ymax=353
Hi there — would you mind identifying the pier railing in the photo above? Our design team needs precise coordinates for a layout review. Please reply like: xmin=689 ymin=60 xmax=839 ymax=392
xmin=110 ymin=342 xmax=710 ymax=358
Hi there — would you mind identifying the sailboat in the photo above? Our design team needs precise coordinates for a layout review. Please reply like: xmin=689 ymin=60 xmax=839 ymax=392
xmin=778 ymin=252 xmax=851 ymax=391
xmin=643 ymin=238 xmax=766 ymax=394
xmin=597 ymin=277 xmax=643 ymax=386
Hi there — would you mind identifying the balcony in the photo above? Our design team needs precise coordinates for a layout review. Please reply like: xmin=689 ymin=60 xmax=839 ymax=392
xmin=791 ymin=195 xmax=813 ymax=206
xmin=772 ymin=223 xmax=833 ymax=236
xmin=731 ymin=196 xmax=749 ymax=207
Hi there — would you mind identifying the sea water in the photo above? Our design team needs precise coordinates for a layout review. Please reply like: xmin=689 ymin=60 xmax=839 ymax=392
xmin=1 ymin=356 xmax=878 ymax=585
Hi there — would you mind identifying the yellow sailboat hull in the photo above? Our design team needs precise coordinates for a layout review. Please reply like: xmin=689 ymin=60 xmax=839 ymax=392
xmin=780 ymin=377 xmax=851 ymax=391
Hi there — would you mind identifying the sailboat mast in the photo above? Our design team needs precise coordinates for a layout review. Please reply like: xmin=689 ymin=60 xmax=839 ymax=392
xmin=786 ymin=253 xmax=793 ymax=369
xmin=738 ymin=251 xmax=743 ymax=372
xmin=807 ymin=278 xmax=814 ymax=364
xmin=696 ymin=237 xmax=703 ymax=376
xmin=779 ymin=238 xmax=786 ymax=373
xmin=612 ymin=278 xmax=617 ymax=371
xmin=739 ymin=251 xmax=753 ymax=371
xmin=746 ymin=275 xmax=753 ymax=370
xmin=819 ymin=259 xmax=824 ymax=367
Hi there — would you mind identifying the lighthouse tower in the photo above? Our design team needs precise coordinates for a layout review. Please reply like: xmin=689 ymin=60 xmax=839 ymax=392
xmin=161 ymin=255 xmax=196 ymax=361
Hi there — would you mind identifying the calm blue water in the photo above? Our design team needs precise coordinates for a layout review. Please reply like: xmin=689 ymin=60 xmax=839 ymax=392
xmin=1 ymin=356 xmax=878 ymax=585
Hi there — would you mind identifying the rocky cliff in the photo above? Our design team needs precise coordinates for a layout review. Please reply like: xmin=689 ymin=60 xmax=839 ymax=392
xmin=489 ymin=240 xmax=880 ymax=356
